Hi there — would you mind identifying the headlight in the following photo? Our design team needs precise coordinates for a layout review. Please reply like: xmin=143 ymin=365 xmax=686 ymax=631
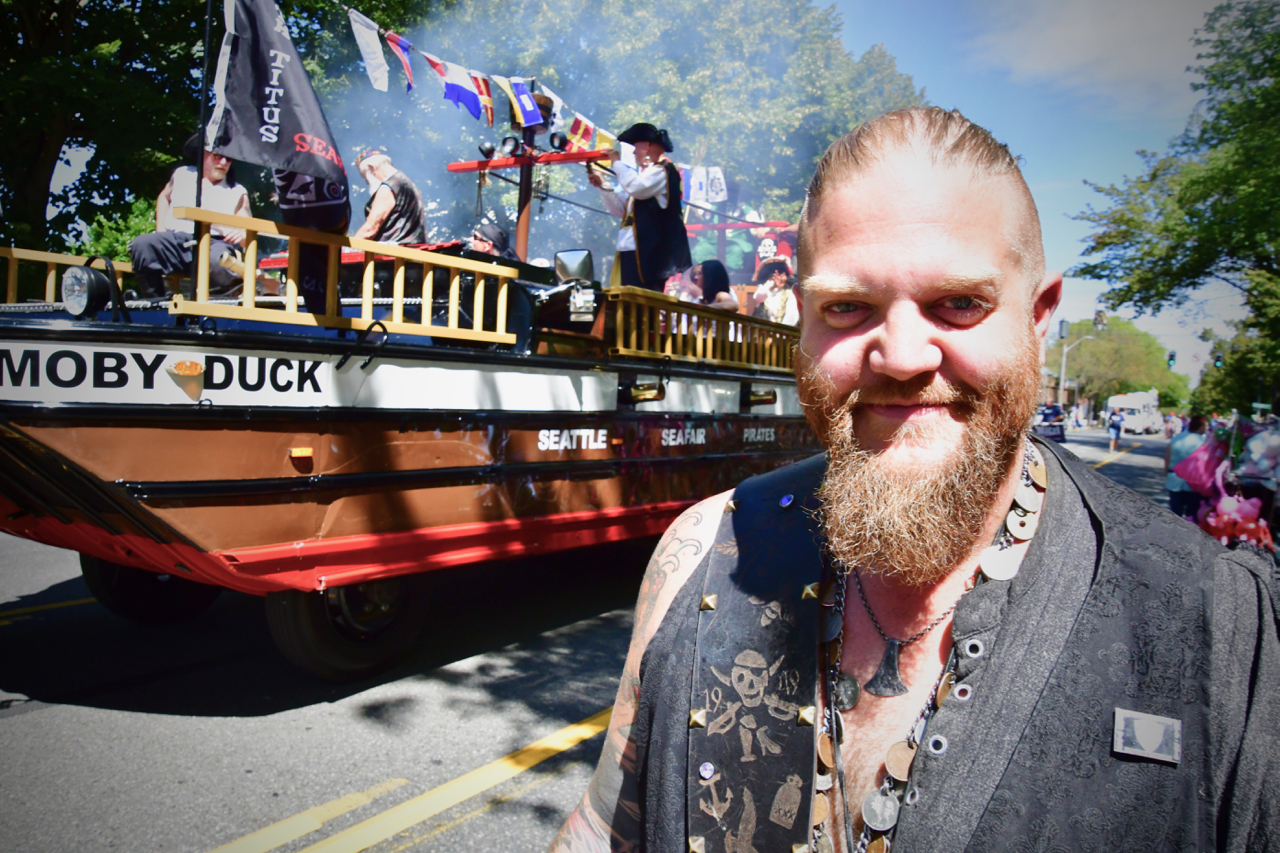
xmin=61 ymin=266 xmax=111 ymax=319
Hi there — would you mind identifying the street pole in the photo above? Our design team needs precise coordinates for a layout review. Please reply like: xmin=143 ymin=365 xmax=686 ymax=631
xmin=1058 ymin=336 xmax=1096 ymax=406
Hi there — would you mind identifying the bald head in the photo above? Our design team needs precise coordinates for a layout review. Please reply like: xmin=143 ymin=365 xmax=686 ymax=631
xmin=798 ymin=107 xmax=1045 ymax=291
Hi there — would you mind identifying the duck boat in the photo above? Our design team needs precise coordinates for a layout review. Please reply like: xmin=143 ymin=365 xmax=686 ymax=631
xmin=0 ymin=215 xmax=814 ymax=678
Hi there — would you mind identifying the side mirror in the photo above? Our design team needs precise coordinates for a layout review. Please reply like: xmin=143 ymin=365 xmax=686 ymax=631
xmin=554 ymin=249 xmax=594 ymax=285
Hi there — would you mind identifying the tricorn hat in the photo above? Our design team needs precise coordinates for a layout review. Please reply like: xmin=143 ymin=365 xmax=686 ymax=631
xmin=618 ymin=123 xmax=674 ymax=153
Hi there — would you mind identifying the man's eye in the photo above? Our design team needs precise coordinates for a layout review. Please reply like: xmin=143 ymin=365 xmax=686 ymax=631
xmin=936 ymin=295 xmax=991 ymax=323
xmin=828 ymin=303 xmax=861 ymax=314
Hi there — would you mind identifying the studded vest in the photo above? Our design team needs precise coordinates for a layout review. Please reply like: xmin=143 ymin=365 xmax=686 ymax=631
xmin=631 ymin=442 xmax=1280 ymax=853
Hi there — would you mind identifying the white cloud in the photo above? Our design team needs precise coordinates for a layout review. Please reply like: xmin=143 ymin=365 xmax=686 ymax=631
xmin=968 ymin=0 xmax=1218 ymax=118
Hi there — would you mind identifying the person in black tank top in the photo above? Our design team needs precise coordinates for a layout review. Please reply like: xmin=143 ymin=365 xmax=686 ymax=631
xmin=352 ymin=149 xmax=427 ymax=245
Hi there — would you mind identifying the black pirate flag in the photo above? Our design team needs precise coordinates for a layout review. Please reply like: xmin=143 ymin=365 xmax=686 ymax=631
xmin=206 ymin=0 xmax=348 ymax=187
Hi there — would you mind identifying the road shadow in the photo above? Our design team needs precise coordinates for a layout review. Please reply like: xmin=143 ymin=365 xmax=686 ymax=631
xmin=0 ymin=537 xmax=653 ymax=719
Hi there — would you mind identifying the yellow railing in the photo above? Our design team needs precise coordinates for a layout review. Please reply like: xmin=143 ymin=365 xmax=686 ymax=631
xmin=171 ymin=208 xmax=520 ymax=345
xmin=0 ymin=247 xmax=133 ymax=304
xmin=607 ymin=286 xmax=797 ymax=373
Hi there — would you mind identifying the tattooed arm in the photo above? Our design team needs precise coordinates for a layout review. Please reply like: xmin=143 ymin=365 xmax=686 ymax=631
xmin=548 ymin=492 xmax=732 ymax=852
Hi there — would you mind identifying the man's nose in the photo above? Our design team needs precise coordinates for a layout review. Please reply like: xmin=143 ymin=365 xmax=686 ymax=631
xmin=866 ymin=303 xmax=943 ymax=381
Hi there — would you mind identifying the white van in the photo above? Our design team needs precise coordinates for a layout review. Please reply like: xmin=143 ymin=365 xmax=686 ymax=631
xmin=1105 ymin=390 xmax=1162 ymax=435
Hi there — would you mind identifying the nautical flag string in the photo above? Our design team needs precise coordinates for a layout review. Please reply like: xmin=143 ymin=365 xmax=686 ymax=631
xmin=333 ymin=1 xmax=615 ymax=142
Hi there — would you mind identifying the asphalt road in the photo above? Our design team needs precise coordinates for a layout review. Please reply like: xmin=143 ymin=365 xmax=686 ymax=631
xmin=0 ymin=428 xmax=1177 ymax=853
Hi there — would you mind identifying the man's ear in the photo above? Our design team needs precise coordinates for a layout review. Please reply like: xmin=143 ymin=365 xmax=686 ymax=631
xmin=1032 ymin=271 xmax=1064 ymax=362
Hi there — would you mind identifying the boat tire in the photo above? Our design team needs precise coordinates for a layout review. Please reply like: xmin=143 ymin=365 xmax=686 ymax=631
xmin=264 ymin=576 xmax=429 ymax=682
xmin=79 ymin=554 xmax=222 ymax=625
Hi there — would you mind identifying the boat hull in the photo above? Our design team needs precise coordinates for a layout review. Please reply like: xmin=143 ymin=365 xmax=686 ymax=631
xmin=0 ymin=318 xmax=818 ymax=595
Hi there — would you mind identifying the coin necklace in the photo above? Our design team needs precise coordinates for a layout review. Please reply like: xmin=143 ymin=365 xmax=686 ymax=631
xmin=814 ymin=439 xmax=1047 ymax=853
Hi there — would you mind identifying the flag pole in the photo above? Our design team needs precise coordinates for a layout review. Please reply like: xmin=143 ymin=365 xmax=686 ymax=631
xmin=514 ymin=124 xmax=535 ymax=262
xmin=195 ymin=0 xmax=216 ymax=208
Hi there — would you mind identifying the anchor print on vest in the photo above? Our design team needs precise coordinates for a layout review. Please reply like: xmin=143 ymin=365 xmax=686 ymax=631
xmin=699 ymin=772 xmax=733 ymax=822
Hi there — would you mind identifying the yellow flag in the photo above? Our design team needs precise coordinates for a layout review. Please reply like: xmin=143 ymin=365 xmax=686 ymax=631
xmin=595 ymin=128 xmax=617 ymax=151
xmin=490 ymin=75 xmax=523 ymax=127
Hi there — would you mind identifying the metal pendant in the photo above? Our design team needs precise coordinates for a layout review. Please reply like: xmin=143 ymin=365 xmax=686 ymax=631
xmin=936 ymin=671 xmax=956 ymax=704
xmin=821 ymin=609 xmax=843 ymax=643
xmin=1014 ymin=480 xmax=1043 ymax=513
xmin=1028 ymin=454 xmax=1048 ymax=489
xmin=979 ymin=543 xmax=1021 ymax=581
xmin=812 ymin=791 xmax=830 ymax=826
xmin=815 ymin=831 xmax=835 ymax=853
xmin=1007 ymin=507 xmax=1039 ymax=541
xmin=884 ymin=740 xmax=917 ymax=783
xmin=818 ymin=733 xmax=835 ymax=770
xmin=867 ymin=836 xmax=890 ymax=853
xmin=832 ymin=673 xmax=860 ymax=711
xmin=864 ymin=638 xmax=909 ymax=696
xmin=861 ymin=789 xmax=901 ymax=832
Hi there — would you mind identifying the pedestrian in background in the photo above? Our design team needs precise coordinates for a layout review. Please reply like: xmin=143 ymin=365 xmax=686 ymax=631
xmin=1166 ymin=415 xmax=1208 ymax=520
xmin=1107 ymin=407 xmax=1125 ymax=451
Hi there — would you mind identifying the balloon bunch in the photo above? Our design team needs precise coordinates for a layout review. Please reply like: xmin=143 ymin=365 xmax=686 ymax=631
xmin=1196 ymin=451 xmax=1275 ymax=551
xmin=1236 ymin=429 xmax=1280 ymax=481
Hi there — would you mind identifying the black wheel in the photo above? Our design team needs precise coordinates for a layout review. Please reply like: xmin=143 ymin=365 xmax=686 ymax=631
xmin=79 ymin=554 xmax=221 ymax=625
xmin=264 ymin=576 xmax=429 ymax=681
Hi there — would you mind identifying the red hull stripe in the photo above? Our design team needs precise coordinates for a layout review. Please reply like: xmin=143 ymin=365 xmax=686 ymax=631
xmin=0 ymin=496 xmax=691 ymax=595
xmin=217 ymin=501 xmax=692 ymax=591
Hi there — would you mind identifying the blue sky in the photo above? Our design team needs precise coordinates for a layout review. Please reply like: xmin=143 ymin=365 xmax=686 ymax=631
xmin=831 ymin=0 xmax=1247 ymax=388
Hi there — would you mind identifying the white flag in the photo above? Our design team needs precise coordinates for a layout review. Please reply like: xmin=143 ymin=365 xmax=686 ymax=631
xmin=348 ymin=8 xmax=389 ymax=92
xmin=538 ymin=83 xmax=569 ymax=132
xmin=706 ymin=166 xmax=728 ymax=203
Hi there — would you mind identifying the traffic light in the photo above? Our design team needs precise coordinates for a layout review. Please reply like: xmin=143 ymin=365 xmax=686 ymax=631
xmin=1212 ymin=351 xmax=1224 ymax=369
xmin=1093 ymin=310 xmax=1107 ymax=331
xmin=1167 ymin=351 xmax=1177 ymax=367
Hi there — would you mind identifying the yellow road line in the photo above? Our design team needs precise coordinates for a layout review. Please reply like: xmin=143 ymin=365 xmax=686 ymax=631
xmin=0 ymin=597 xmax=95 ymax=620
xmin=207 ymin=778 xmax=409 ymax=853
xmin=380 ymin=760 xmax=586 ymax=853
xmin=299 ymin=707 xmax=613 ymax=853
xmin=1092 ymin=442 xmax=1143 ymax=469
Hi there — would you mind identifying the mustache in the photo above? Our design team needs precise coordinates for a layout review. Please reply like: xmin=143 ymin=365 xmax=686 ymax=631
xmin=832 ymin=373 xmax=980 ymax=416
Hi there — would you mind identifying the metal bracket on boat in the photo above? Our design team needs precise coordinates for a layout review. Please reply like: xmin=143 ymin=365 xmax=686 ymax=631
xmin=335 ymin=321 xmax=388 ymax=371
xmin=198 ymin=317 xmax=217 ymax=336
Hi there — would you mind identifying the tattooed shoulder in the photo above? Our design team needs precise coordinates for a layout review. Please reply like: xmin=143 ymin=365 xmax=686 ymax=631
xmin=632 ymin=490 xmax=730 ymax=644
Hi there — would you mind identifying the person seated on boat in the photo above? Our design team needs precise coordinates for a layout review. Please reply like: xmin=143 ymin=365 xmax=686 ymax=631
xmin=588 ymin=123 xmax=692 ymax=291
xmin=679 ymin=259 xmax=740 ymax=312
xmin=352 ymin=149 xmax=427 ymax=245
xmin=128 ymin=134 xmax=251 ymax=300
xmin=750 ymin=256 xmax=798 ymax=324
xmin=469 ymin=222 xmax=521 ymax=262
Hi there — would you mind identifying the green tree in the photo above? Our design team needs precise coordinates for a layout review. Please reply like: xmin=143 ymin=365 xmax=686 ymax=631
xmin=1072 ymin=0 xmax=1279 ymax=310
xmin=78 ymin=197 xmax=155 ymax=262
xmin=1047 ymin=316 xmax=1191 ymax=410
xmin=1071 ymin=0 xmax=1279 ymax=413
xmin=305 ymin=0 xmax=921 ymax=266
xmin=6 ymin=0 xmax=920 ymax=278
xmin=0 ymin=0 xmax=430 ymax=254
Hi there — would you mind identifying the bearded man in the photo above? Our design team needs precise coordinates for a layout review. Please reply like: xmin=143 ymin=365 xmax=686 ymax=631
xmin=549 ymin=107 xmax=1279 ymax=853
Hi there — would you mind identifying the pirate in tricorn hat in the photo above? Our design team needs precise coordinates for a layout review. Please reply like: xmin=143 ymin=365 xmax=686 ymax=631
xmin=588 ymin=122 xmax=692 ymax=290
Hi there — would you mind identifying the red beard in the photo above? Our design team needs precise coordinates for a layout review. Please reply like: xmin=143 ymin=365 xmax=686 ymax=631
xmin=795 ymin=332 xmax=1042 ymax=585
